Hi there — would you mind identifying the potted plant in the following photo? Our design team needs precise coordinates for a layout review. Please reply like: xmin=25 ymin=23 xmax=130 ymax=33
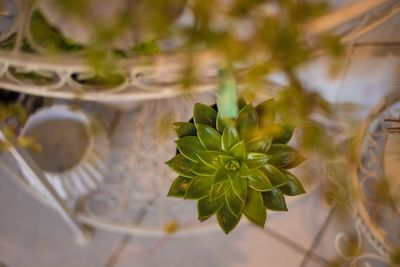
xmin=166 ymin=97 xmax=306 ymax=234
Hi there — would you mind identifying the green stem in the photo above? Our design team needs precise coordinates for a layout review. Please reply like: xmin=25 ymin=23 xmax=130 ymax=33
xmin=217 ymin=69 xmax=238 ymax=119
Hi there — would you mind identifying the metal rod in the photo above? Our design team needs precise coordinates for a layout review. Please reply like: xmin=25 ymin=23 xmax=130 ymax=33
xmin=0 ymin=127 xmax=93 ymax=245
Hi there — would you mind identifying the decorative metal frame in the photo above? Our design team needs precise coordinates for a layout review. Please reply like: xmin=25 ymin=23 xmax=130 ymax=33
xmin=350 ymin=89 xmax=400 ymax=262
xmin=0 ymin=0 xmax=397 ymax=103
xmin=0 ymin=0 xmax=400 ymax=244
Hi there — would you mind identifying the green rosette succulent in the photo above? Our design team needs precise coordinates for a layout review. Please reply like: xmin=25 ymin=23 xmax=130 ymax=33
xmin=166 ymin=98 xmax=306 ymax=234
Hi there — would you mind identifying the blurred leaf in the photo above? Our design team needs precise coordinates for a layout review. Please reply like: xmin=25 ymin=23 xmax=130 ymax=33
xmin=221 ymin=125 xmax=239 ymax=152
xmin=217 ymin=204 xmax=241 ymax=234
xmin=261 ymin=163 xmax=287 ymax=187
xmin=176 ymin=136 xmax=205 ymax=162
xmin=262 ymin=188 xmax=288 ymax=211
xmin=229 ymin=172 xmax=247 ymax=202
xmin=237 ymin=104 xmax=258 ymax=139
xmin=167 ymin=176 xmax=192 ymax=198
xmin=225 ymin=187 xmax=245 ymax=218
xmin=245 ymin=152 xmax=269 ymax=169
xmin=185 ymin=176 xmax=213 ymax=199
xmin=166 ymin=154 xmax=196 ymax=178
xmin=197 ymin=151 xmax=223 ymax=168
xmin=194 ymin=103 xmax=217 ymax=127
xmin=173 ymin=122 xmax=197 ymax=138
xmin=267 ymin=144 xmax=305 ymax=169
xmin=247 ymin=169 xmax=273 ymax=192
xmin=256 ymin=98 xmax=275 ymax=128
xmin=197 ymin=124 xmax=222 ymax=151
xmin=280 ymin=170 xmax=306 ymax=196
xmin=244 ymin=189 xmax=266 ymax=228
xmin=198 ymin=195 xmax=225 ymax=221
xmin=228 ymin=140 xmax=246 ymax=160
xmin=214 ymin=166 xmax=228 ymax=183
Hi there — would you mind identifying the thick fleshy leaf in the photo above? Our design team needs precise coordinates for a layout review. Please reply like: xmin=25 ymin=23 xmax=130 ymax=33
xmin=197 ymin=124 xmax=221 ymax=151
xmin=261 ymin=163 xmax=287 ymax=187
xmin=214 ymin=166 xmax=228 ymax=183
xmin=280 ymin=170 xmax=306 ymax=196
xmin=197 ymin=151 xmax=223 ymax=169
xmin=229 ymin=172 xmax=247 ymax=202
xmin=197 ymin=195 xmax=225 ymax=221
xmin=239 ymin=162 xmax=251 ymax=178
xmin=255 ymin=98 xmax=275 ymax=128
xmin=246 ymin=169 xmax=273 ymax=192
xmin=176 ymin=136 xmax=205 ymax=162
xmin=173 ymin=122 xmax=197 ymax=138
xmin=185 ymin=176 xmax=213 ymax=199
xmin=238 ymin=97 xmax=247 ymax=109
xmin=245 ymin=152 xmax=270 ymax=169
xmin=166 ymin=154 xmax=196 ymax=178
xmin=216 ymin=114 xmax=227 ymax=133
xmin=167 ymin=176 xmax=191 ymax=198
xmin=228 ymin=140 xmax=246 ymax=160
xmin=225 ymin=188 xmax=245 ymax=218
xmin=273 ymin=123 xmax=294 ymax=144
xmin=210 ymin=180 xmax=230 ymax=201
xmin=244 ymin=189 xmax=266 ymax=228
xmin=217 ymin=204 xmax=242 ymax=234
xmin=267 ymin=144 xmax=306 ymax=169
xmin=193 ymin=103 xmax=217 ymax=127
xmin=192 ymin=162 xmax=216 ymax=176
xmin=219 ymin=154 xmax=235 ymax=165
xmin=237 ymin=104 xmax=258 ymax=139
xmin=262 ymin=188 xmax=288 ymax=211
xmin=222 ymin=125 xmax=239 ymax=152
xmin=246 ymin=136 xmax=272 ymax=153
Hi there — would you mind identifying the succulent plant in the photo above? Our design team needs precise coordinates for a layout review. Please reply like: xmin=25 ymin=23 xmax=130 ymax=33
xmin=166 ymin=98 xmax=306 ymax=234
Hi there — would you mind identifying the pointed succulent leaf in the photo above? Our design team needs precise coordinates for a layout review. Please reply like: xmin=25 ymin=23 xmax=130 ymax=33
xmin=255 ymin=98 xmax=275 ymax=128
xmin=219 ymin=154 xmax=235 ymax=165
xmin=166 ymin=154 xmax=196 ymax=178
xmin=192 ymin=161 xmax=216 ymax=176
xmin=246 ymin=136 xmax=272 ymax=153
xmin=176 ymin=136 xmax=205 ymax=162
xmin=185 ymin=176 xmax=213 ymax=199
xmin=214 ymin=166 xmax=228 ymax=184
xmin=194 ymin=103 xmax=217 ymax=127
xmin=239 ymin=162 xmax=251 ymax=178
xmin=273 ymin=123 xmax=294 ymax=144
xmin=229 ymin=172 xmax=247 ymax=202
xmin=280 ymin=170 xmax=306 ymax=196
xmin=173 ymin=122 xmax=197 ymax=138
xmin=225 ymin=187 xmax=245 ymax=218
xmin=228 ymin=140 xmax=246 ymax=160
xmin=262 ymin=188 xmax=288 ymax=211
xmin=197 ymin=195 xmax=225 ymax=221
xmin=244 ymin=189 xmax=266 ymax=228
xmin=261 ymin=163 xmax=287 ymax=187
xmin=167 ymin=176 xmax=191 ymax=198
xmin=217 ymin=204 xmax=241 ymax=234
xmin=238 ymin=97 xmax=247 ymax=109
xmin=216 ymin=114 xmax=227 ymax=133
xmin=221 ymin=125 xmax=239 ymax=152
xmin=256 ymin=98 xmax=276 ymax=127
xmin=245 ymin=152 xmax=270 ymax=169
xmin=247 ymin=169 xmax=273 ymax=192
xmin=237 ymin=104 xmax=258 ymax=139
xmin=267 ymin=144 xmax=305 ymax=169
xmin=210 ymin=180 xmax=230 ymax=201
xmin=197 ymin=124 xmax=222 ymax=151
xmin=197 ymin=151 xmax=223 ymax=169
